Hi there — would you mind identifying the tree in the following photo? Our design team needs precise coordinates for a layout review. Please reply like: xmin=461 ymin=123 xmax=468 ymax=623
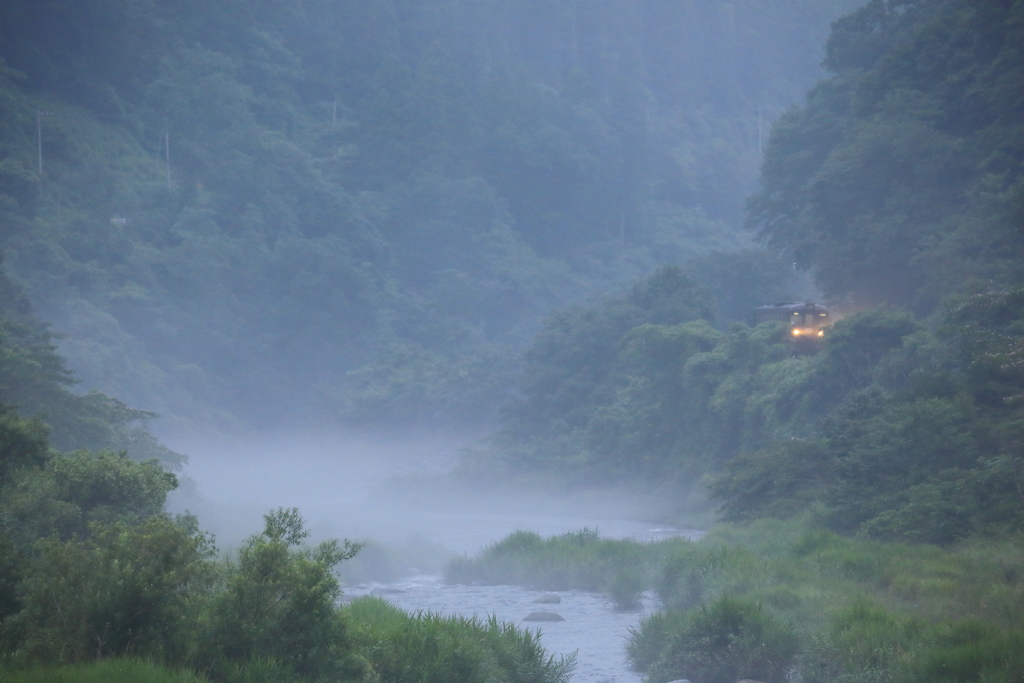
xmin=197 ymin=508 xmax=363 ymax=682
xmin=6 ymin=515 xmax=214 ymax=663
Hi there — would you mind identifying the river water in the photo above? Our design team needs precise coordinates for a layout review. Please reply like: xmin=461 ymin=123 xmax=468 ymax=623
xmin=166 ymin=430 xmax=702 ymax=682
xmin=343 ymin=519 xmax=701 ymax=683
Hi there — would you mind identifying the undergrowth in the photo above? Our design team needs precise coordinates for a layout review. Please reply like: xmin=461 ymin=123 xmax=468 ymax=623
xmin=0 ymin=659 xmax=208 ymax=683
xmin=446 ymin=519 xmax=1024 ymax=681
xmin=346 ymin=596 xmax=576 ymax=683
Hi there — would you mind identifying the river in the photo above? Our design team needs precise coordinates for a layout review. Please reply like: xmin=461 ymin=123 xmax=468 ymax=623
xmin=166 ymin=430 xmax=702 ymax=682
xmin=343 ymin=519 xmax=701 ymax=683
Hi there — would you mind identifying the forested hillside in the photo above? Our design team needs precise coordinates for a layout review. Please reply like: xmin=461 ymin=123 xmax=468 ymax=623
xmin=0 ymin=0 xmax=857 ymax=431
xmin=485 ymin=0 xmax=1024 ymax=544
xmin=749 ymin=0 xmax=1024 ymax=312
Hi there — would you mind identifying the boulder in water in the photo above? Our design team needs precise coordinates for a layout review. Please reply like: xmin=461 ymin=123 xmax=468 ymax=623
xmin=532 ymin=593 xmax=561 ymax=604
xmin=523 ymin=611 xmax=565 ymax=622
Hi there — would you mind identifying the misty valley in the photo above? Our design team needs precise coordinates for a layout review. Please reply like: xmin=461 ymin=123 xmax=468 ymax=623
xmin=1 ymin=1 xmax=1023 ymax=682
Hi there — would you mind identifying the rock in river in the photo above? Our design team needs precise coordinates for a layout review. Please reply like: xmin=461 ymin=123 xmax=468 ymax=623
xmin=532 ymin=593 xmax=561 ymax=604
xmin=523 ymin=611 xmax=565 ymax=622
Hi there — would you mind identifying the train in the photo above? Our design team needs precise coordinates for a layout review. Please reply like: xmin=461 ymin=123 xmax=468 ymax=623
xmin=752 ymin=302 xmax=830 ymax=338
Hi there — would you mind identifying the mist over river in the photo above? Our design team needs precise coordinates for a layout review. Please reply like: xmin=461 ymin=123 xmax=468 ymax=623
xmin=166 ymin=430 xmax=702 ymax=682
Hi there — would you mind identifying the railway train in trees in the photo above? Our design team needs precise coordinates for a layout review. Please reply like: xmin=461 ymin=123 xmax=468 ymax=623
xmin=753 ymin=302 xmax=831 ymax=338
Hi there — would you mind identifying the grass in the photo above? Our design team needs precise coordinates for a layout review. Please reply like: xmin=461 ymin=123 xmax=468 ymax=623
xmin=1 ymin=600 xmax=577 ymax=683
xmin=445 ymin=519 xmax=1024 ymax=681
xmin=0 ymin=659 xmax=209 ymax=683
xmin=345 ymin=596 xmax=576 ymax=683
xmin=445 ymin=527 xmax=688 ymax=608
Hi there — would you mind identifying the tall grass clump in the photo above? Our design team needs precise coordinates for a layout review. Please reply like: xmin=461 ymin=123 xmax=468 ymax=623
xmin=797 ymin=599 xmax=925 ymax=683
xmin=444 ymin=528 xmax=689 ymax=605
xmin=346 ymin=596 xmax=576 ymax=683
xmin=799 ymin=604 xmax=1024 ymax=683
xmin=630 ymin=594 xmax=798 ymax=683
xmin=906 ymin=621 xmax=1024 ymax=683
xmin=608 ymin=566 xmax=645 ymax=610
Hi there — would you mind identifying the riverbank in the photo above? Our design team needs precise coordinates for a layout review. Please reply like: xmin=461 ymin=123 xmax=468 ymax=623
xmin=446 ymin=519 xmax=1024 ymax=682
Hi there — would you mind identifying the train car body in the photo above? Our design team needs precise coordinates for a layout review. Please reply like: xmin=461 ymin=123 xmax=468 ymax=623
xmin=753 ymin=302 xmax=830 ymax=338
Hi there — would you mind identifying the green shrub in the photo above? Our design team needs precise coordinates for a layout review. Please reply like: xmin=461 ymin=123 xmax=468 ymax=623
xmin=445 ymin=528 xmax=655 ymax=597
xmin=4 ymin=515 xmax=214 ymax=664
xmin=347 ymin=596 xmax=576 ymax=683
xmin=636 ymin=595 xmax=798 ymax=683
xmin=2 ymin=449 xmax=179 ymax=550
xmin=607 ymin=566 xmax=645 ymax=610
xmin=626 ymin=609 xmax=689 ymax=673
xmin=798 ymin=600 xmax=923 ymax=683
xmin=908 ymin=621 xmax=1024 ymax=683
xmin=195 ymin=508 xmax=363 ymax=683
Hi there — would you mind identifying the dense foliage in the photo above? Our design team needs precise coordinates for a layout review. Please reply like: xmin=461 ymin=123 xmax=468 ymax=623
xmin=0 ymin=284 xmax=569 ymax=681
xmin=748 ymin=0 xmax=1024 ymax=312
xmin=485 ymin=0 xmax=1024 ymax=546
xmin=448 ymin=523 xmax=1024 ymax=683
xmin=489 ymin=269 xmax=1024 ymax=541
xmin=0 ymin=420 xmax=571 ymax=681
xmin=0 ymin=0 xmax=858 ymax=430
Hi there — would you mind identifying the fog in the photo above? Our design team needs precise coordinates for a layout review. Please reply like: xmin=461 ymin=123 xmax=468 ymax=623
xmin=165 ymin=429 xmax=691 ymax=575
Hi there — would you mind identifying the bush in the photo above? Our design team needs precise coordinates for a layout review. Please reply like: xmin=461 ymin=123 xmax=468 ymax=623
xmin=2 ymin=450 xmax=178 ymax=549
xmin=607 ymin=566 xmax=645 ymax=610
xmin=908 ymin=620 xmax=1024 ymax=683
xmin=347 ymin=596 xmax=576 ymax=683
xmin=195 ymin=508 xmax=363 ymax=683
xmin=632 ymin=595 xmax=798 ymax=683
xmin=797 ymin=600 xmax=923 ymax=683
xmin=4 ymin=516 xmax=213 ymax=664
xmin=445 ymin=528 xmax=658 ymax=600
xmin=626 ymin=609 xmax=689 ymax=674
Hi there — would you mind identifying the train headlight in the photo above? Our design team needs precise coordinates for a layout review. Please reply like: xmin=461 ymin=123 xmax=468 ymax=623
xmin=792 ymin=328 xmax=801 ymax=336
xmin=818 ymin=330 xmax=824 ymax=337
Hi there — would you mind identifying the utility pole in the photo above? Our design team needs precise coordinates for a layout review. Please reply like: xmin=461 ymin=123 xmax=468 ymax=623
xmin=758 ymin=107 xmax=762 ymax=152
xmin=164 ymin=131 xmax=172 ymax=190
xmin=36 ymin=109 xmax=43 ymax=181
xmin=570 ymin=0 xmax=580 ymax=71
